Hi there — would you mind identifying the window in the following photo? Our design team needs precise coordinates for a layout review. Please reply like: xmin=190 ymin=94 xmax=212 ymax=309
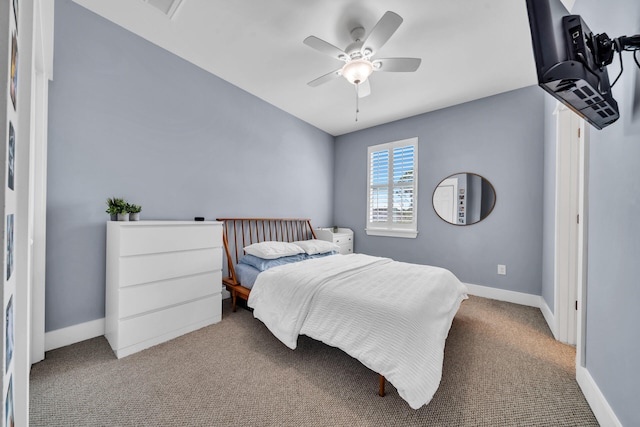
xmin=366 ymin=137 xmax=418 ymax=238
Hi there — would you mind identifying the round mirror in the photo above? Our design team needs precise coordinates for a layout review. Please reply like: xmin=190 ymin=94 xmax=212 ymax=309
xmin=433 ymin=173 xmax=496 ymax=225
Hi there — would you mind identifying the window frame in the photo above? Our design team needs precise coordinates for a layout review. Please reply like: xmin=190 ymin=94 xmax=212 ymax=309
xmin=365 ymin=137 xmax=418 ymax=238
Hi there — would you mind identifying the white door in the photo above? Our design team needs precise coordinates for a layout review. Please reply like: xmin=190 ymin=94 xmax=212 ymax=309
xmin=555 ymin=106 xmax=585 ymax=346
xmin=433 ymin=178 xmax=457 ymax=223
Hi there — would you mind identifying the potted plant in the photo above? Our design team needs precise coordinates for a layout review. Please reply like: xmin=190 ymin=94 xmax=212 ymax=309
xmin=115 ymin=199 xmax=129 ymax=221
xmin=106 ymin=197 xmax=124 ymax=221
xmin=128 ymin=204 xmax=142 ymax=221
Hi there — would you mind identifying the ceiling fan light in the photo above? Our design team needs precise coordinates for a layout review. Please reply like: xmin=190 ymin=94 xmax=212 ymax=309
xmin=341 ymin=59 xmax=374 ymax=85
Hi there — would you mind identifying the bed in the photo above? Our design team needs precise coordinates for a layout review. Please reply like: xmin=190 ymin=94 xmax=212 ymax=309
xmin=217 ymin=217 xmax=468 ymax=409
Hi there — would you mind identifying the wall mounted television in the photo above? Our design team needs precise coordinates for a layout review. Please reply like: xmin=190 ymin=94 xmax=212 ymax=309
xmin=526 ymin=0 xmax=640 ymax=130
xmin=525 ymin=0 xmax=619 ymax=129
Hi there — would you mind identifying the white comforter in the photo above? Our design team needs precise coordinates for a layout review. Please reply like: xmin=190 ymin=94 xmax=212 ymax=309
xmin=248 ymin=253 xmax=468 ymax=409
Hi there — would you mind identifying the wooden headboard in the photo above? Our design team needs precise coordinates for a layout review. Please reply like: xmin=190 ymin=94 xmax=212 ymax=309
xmin=215 ymin=218 xmax=317 ymax=311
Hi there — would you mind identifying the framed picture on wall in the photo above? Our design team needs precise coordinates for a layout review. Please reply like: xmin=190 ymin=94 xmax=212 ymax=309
xmin=5 ymin=376 xmax=14 ymax=427
xmin=5 ymin=296 xmax=13 ymax=373
xmin=6 ymin=214 xmax=14 ymax=281
xmin=8 ymin=122 xmax=15 ymax=191
xmin=13 ymin=0 xmax=19 ymax=32
xmin=10 ymin=31 xmax=18 ymax=111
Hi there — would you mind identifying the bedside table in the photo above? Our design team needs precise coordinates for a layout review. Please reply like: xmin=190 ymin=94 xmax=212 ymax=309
xmin=315 ymin=228 xmax=354 ymax=255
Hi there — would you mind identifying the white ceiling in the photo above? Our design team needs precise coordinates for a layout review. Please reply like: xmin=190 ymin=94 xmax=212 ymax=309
xmin=70 ymin=0 xmax=572 ymax=136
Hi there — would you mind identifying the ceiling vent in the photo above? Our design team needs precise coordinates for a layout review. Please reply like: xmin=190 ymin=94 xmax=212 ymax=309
xmin=143 ymin=0 xmax=184 ymax=20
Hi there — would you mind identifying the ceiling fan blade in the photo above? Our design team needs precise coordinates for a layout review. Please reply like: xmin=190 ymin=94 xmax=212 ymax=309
xmin=373 ymin=58 xmax=421 ymax=72
xmin=307 ymin=68 xmax=342 ymax=87
xmin=303 ymin=36 xmax=348 ymax=61
xmin=361 ymin=11 xmax=403 ymax=55
xmin=357 ymin=79 xmax=371 ymax=98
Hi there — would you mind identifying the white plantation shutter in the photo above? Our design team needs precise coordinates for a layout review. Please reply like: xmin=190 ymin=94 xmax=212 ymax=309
xmin=392 ymin=145 xmax=414 ymax=224
xmin=366 ymin=138 xmax=418 ymax=238
xmin=369 ymin=149 xmax=389 ymax=224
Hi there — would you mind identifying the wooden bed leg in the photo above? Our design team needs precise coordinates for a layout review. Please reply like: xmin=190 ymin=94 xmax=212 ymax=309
xmin=231 ymin=292 xmax=237 ymax=312
xmin=379 ymin=375 xmax=386 ymax=397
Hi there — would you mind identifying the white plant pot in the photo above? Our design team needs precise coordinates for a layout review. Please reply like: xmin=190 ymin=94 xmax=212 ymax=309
xmin=117 ymin=213 xmax=130 ymax=221
xmin=130 ymin=212 xmax=140 ymax=221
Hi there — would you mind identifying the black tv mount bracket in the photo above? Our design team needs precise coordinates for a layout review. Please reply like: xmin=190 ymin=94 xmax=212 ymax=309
xmin=590 ymin=33 xmax=640 ymax=69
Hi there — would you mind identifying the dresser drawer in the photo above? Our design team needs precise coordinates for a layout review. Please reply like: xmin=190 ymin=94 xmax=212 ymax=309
xmin=116 ymin=294 xmax=222 ymax=354
xmin=118 ymin=223 xmax=222 ymax=256
xmin=119 ymin=247 xmax=222 ymax=288
xmin=118 ymin=270 xmax=221 ymax=318
xmin=333 ymin=234 xmax=353 ymax=245
xmin=337 ymin=243 xmax=353 ymax=255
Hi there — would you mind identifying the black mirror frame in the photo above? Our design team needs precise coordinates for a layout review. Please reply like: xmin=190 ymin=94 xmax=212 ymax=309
xmin=432 ymin=172 xmax=496 ymax=226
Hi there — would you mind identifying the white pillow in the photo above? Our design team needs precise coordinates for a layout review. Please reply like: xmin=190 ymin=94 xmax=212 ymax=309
xmin=244 ymin=241 xmax=305 ymax=260
xmin=293 ymin=239 xmax=340 ymax=255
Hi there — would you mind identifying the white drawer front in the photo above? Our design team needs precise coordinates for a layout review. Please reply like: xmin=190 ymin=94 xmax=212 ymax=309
xmin=117 ymin=294 xmax=221 ymax=350
xmin=333 ymin=234 xmax=353 ymax=245
xmin=337 ymin=244 xmax=353 ymax=255
xmin=119 ymin=247 xmax=222 ymax=287
xmin=119 ymin=270 xmax=221 ymax=318
xmin=119 ymin=224 xmax=222 ymax=256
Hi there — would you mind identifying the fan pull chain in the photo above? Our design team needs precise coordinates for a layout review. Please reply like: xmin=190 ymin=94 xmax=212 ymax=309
xmin=355 ymin=84 xmax=360 ymax=122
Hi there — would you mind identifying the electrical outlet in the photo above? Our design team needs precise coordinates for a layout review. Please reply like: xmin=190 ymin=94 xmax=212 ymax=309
xmin=497 ymin=264 xmax=507 ymax=275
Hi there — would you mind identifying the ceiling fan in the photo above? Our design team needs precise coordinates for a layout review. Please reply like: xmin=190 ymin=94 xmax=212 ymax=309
xmin=303 ymin=11 xmax=422 ymax=98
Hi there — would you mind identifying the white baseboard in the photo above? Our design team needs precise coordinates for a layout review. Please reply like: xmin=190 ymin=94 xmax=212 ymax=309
xmin=538 ymin=297 xmax=557 ymax=339
xmin=463 ymin=282 xmax=544 ymax=308
xmin=577 ymin=366 xmax=622 ymax=427
xmin=45 ymin=318 xmax=105 ymax=352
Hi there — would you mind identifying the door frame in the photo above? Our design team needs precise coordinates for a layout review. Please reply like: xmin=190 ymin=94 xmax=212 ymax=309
xmin=554 ymin=105 xmax=587 ymax=347
xmin=575 ymin=121 xmax=589 ymax=367
xmin=30 ymin=0 xmax=53 ymax=365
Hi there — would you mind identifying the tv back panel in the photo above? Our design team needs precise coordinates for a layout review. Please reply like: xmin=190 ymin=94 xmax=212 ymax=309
xmin=525 ymin=0 xmax=619 ymax=129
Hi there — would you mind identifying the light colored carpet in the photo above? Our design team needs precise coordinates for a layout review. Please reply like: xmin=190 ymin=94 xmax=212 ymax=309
xmin=30 ymin=296 xmax=598 ymax=426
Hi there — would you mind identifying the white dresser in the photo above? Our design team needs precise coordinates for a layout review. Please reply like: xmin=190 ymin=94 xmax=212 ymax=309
xmin=315 ymin=228 xmax=354 ymax=255
xmin=105 ymin=221 xmax=222 ymax=358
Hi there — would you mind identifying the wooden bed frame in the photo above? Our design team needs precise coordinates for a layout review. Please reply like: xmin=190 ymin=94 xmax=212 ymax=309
xmin=216 ymin=217 xmax=387 ymax=397
xmin=216 ymin=218 xmax=317 ymax=312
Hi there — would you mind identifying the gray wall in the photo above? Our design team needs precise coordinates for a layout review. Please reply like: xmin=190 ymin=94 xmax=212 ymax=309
xmin=46 ymin=0 xmax=334 ymax=332
xmin=334 ymin=87 xmax=546 ymax=294
xmin=572 ymin=0 xmax=640 ymax=425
